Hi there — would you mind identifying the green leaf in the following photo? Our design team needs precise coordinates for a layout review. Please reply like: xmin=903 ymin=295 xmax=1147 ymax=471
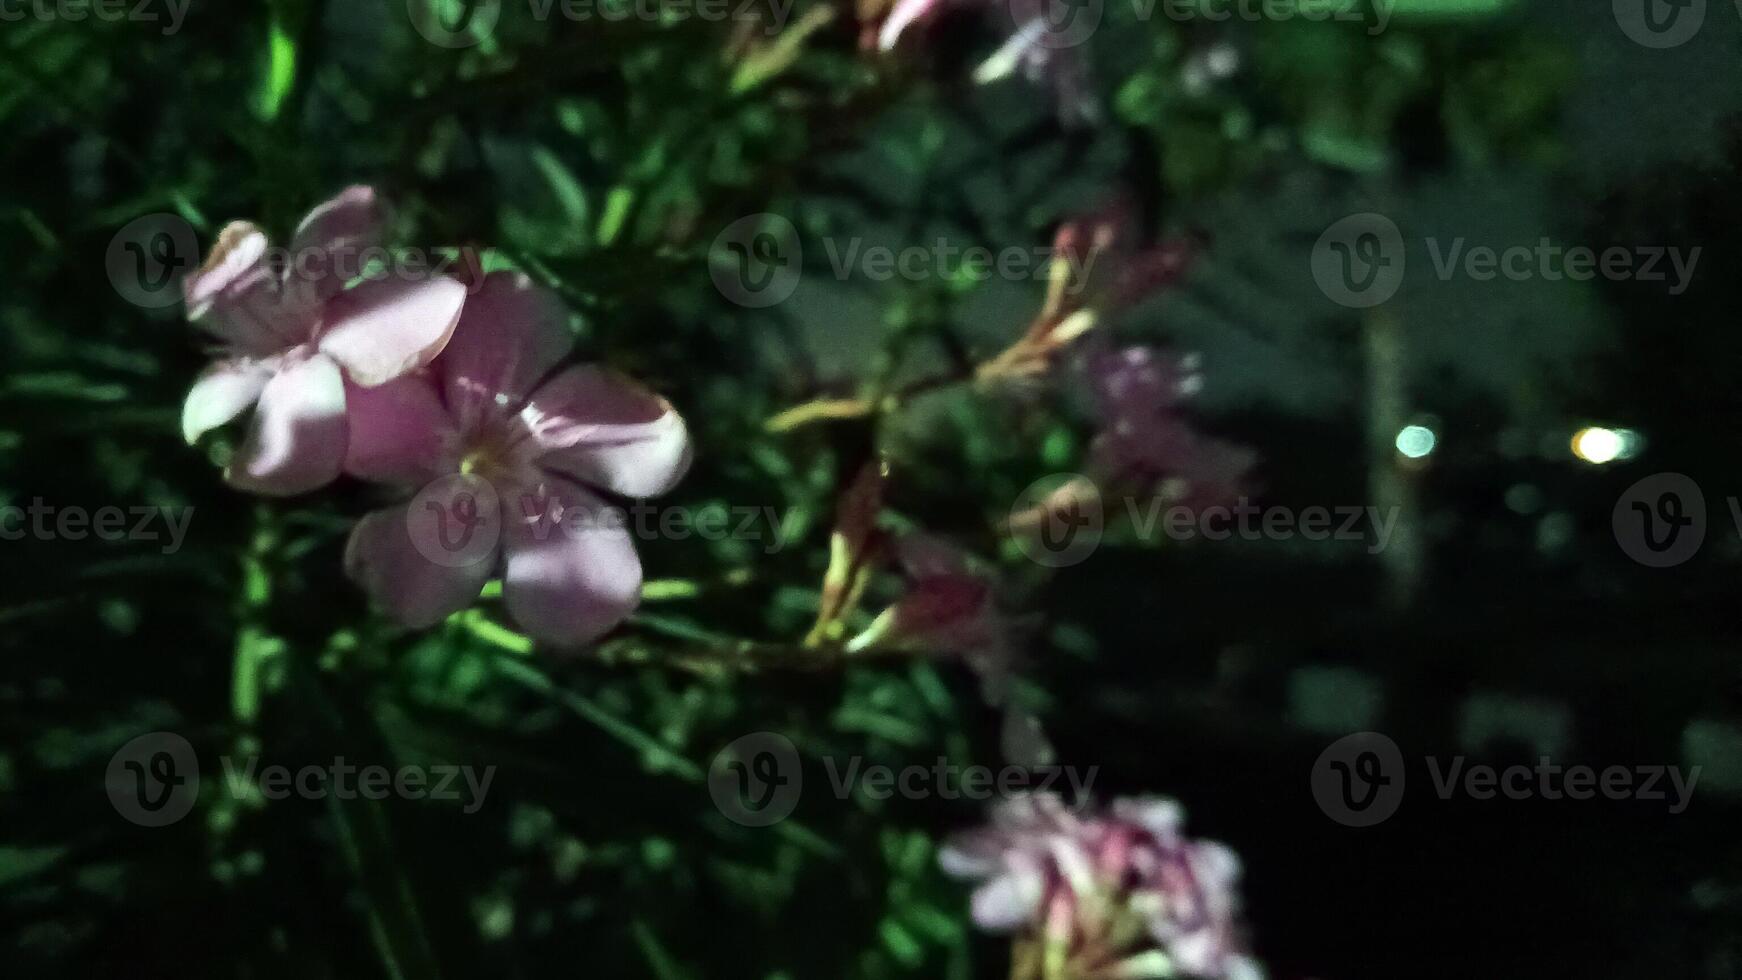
xmin=252 ymin=18 xmax=297 ymax=123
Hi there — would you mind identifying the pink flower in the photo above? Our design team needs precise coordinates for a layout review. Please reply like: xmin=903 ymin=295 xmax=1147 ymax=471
xmin=1085 ymin=345 xmax=1255 ymax=512
xmin=941 ymin=793 xmax=1262 ymax=980
xmin=341 ymin=271 xmax=692 ymax=647
xmin=181 ymin=187 xmax=467 ymax=495
xmin=848 ymin=536 xmax=1002 ymax=654
xmin=979 ymin=207 xmax=1195 ymax=384
xmin=848 ymin=535 xmax=1012 ymax=696
xmin=1051 ymin=206 xmax=1196 ymax=317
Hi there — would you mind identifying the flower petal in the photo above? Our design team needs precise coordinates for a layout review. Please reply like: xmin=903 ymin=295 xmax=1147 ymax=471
xmin=288 ymin=186 xmax=387 ymax=303
xmin=342 ymin=372 xmax=455 ymax=485
xmin=1166 ymin=929 xmax=1232 ymax=977
xmin=525 ymin=366 xmax=692 ymax=498
xmin=317 ymin=275 xmax=467 ymax=387
xmin=182 ymin=360 xmax=272 ymax=444
xmin=225 ymin=353 xmax=348 ymax=496
xmin=344 ymin=498 xmax=498 ymax=629
xmin=1000 ymin=709 xmax=1056 ymax=769
xmin=185 ymin=222 xmax=312 ymax=355
xmin=895 ymin=533 xmax=970 ymax=579
xmin=184 ymin=221 xmax=269 ymax=321
xmin=938 ymin=838 xmax=1005 ymax=880
xmin=968 ymin=859 xmax=1047 ymax=932
xmin=291 ymin=186 xmax=384 ymax=258
xmin=440 ymin=271 xmax=573 ymax=425
xmin=1110 ymin=797 xmax=1184 ymax=843
xmin=1186 ymin=841 xmax=1243 ymax=894
xmin=877 ymin=0 xmax=937 ymax=50
xmin=501 ymin=480 xmax=642 ymax=647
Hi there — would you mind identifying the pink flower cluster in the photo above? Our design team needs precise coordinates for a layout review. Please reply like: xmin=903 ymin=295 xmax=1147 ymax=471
xmin=849 ymin=534 xmax=1013 ymax=690
xmin=809 ymin=465 xmax=1012 ymax=684
xmin=941 ymin=793 xmax=1261 ymax=980
xmin=181 ymin=188 xmax=691 ymax=646
xmin=1085 ymin=345 xmax=1255 ymax=511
